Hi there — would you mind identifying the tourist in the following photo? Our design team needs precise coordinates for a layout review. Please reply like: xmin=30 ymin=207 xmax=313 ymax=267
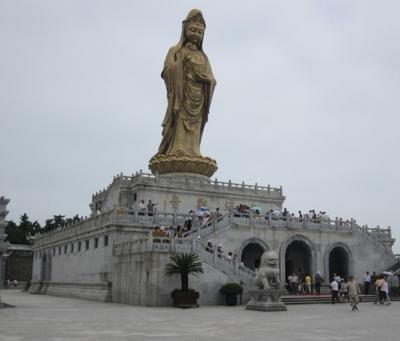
xmin=13 ymin=279 xmax=18 ymax=288
xmin=217 ymin=244 xmax=223 ymax=258
xmin=363 ymin=271 xmax=371 ymax=295
xmin=176 ymin=225 xmax=182 ymax=238
xmin=147 ymin=200 xmax=156 ymax=216
xmin=346 ymin=276 xmax=360 ymax=311
xmin=304 ymin=274 xmax=311 ymax=295
xmin=282 ymin=208 xmax=289 ymax=221
xmin=330 ymin=277 xmax=339 ymax=304
xmin=341 ymin=278 xmax=348 ymax=302
xmin=213 ymin=207 xmax=221 ymax=218
xmin=380 ymin=275 xmax=390 ymax=305
xmin=298 ymin=210 xmax=303 ymax=222
xmin=374 ymin=275 xmax=381 ymax=304
xmin=6 ymin=279 xmax=11 ymax=289
xmin=227 ymin=251 xmax=233 ymax=262
xmin=314 ymin=271 xmax=324 ymax=295
xmin=138 ymin=200 xmax=146 ymax=215
xmin=205 ymin=240 xmax=213 ymax=253
xmin=289 ymin=273 xmax=298 ymax=295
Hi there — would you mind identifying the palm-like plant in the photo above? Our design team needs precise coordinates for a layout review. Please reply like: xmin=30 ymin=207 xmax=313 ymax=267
xmin=164 ymin=253 xmax=204 ymax=291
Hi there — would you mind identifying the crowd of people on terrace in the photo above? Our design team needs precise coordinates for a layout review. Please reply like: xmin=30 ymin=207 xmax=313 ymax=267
xmin=135 ymin=197 xmax=359 ymax=227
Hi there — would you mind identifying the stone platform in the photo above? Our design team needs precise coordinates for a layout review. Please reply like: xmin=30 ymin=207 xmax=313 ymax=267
xmin=246 ymin=289 xmax=287 ymax=312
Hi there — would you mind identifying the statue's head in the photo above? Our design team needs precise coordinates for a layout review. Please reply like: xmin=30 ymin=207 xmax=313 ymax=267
xmin=182 ymin=9 xmax=206 ymax=48
xmin=260 ymin=250 xmax=279 ymax=267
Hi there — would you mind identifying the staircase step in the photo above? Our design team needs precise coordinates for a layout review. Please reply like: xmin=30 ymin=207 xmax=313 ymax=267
xmin=281 ymin=294 xmax=400 ymax=305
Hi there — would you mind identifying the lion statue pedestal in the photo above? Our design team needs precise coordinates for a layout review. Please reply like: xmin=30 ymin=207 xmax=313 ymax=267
xmin=245 ymin=250 xmax=287 ymax=312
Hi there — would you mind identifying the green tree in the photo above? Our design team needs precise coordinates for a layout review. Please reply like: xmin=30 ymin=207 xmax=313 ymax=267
xmin=164 ymin=253 xmax=203 ymax=291
xmin=5 ymin=214 xmax=41 ymax=244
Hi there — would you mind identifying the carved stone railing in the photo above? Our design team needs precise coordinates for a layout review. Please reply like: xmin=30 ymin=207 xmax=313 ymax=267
xmin=232 ymin=214 xmax=395 ymax=251
xmin=92 ymin=171 xmax=283 ymax=202
xmin=34 ymin=206 xmax=394 ymax=255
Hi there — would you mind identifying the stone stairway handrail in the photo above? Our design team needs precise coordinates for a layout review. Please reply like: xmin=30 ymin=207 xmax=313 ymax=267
xmin=113 ymin=236 xmax=255 ymax=284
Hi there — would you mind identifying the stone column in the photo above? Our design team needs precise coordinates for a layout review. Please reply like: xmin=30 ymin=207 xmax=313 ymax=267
xmin=0 ymin=196 xmax=10 ymax=289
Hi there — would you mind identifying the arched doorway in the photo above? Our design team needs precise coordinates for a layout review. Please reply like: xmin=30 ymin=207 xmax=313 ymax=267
xmin=285 ymin=240 xmax=312 ymax=281
xmin=329 ymin=247 xmax=349 ymax=280
xmin=241 ymin=243 xmax=265 ymax=270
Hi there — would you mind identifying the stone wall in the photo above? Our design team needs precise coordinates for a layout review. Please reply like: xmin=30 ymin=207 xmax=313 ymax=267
xmin=30 ymin=281 xmax=111 ymax=302
xmin=112 ymin=251 xmax=233 ymax=306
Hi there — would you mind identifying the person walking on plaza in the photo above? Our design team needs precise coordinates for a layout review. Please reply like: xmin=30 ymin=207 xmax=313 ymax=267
xmin=331 ymin=277 xmax=339 ymax=304
xmin=346 ymin=276 xmax=360 ymax=311
xmin=380 ymin=275 xmax=391 ymax=305
xmin=314 ymin=271 xmax=324 ymax=296
xmin=363 ymin=271 xmax=371 ymax=295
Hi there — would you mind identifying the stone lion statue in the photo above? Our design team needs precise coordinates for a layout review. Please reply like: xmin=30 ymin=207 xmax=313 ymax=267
xmin=253 ymin=250 xmax=280 ymax=289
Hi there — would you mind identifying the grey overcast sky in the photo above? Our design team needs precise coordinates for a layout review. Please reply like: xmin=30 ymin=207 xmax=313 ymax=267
xmin=1 ymin=1 xmax=400 ymax=252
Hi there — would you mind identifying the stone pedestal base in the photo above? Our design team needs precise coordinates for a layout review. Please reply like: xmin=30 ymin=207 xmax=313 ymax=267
xmin=245 ymin=289 xmax=287 ymax=312
xmin=149 ymin=154 xmax=217 ymax=178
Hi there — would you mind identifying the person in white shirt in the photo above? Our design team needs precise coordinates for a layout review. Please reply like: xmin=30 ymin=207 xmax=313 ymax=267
xmin=331 ymin=278 xmax=339 ymax=304
xmin=380 ymin=276 xmax=391 ymax=305
xmin=363 ymin=271 xmax=371 ymax=295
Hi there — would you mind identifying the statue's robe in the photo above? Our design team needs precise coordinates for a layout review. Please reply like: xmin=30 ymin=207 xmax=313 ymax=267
xmin=157 ymin=45 xmax=216 ymax=157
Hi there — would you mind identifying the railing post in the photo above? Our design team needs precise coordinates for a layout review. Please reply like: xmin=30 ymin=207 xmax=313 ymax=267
xmin=134 ymin=209 xmax=138 ymax=223
xmin=229 ymin=210 xmax=233 ymax=224
xmin=154 ymin=209 xmax=159 ymax=225
xmin=148 ymin=230 xmax=153 ymax=252
xmin=173 ymin=212 xmax=176 ymax=225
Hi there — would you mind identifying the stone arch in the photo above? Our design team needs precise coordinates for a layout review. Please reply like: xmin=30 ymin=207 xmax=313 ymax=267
xmin=280 ymin=235 xmax=317 ymax=284
xmin=324 ymin=242 xmax=353 ymax=282
xmin=237 ymin=238 xmax=270 ymax=271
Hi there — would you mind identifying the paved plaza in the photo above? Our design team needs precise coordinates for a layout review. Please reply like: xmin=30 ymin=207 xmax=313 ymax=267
xmin=0 ymin=291 xmax=398 ymax=341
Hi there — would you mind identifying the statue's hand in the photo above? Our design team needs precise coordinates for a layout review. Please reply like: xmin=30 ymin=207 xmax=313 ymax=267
xmin=183 ymin=51 xmax=193 ymax=63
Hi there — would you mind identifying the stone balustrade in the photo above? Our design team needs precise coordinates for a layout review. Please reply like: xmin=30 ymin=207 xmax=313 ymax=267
xmin=34 ymin=206 xmax=394 ymax=252
xmin=91 ymin=171 xmax=283 ymax=202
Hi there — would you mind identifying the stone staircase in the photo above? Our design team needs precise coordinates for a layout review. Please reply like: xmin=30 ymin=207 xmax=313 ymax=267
xmin=194 ymin=241 xmax=255 ymax=286
xmin=181 ymin=214 xmax=231 ymax=240
xmin=282 ymin=294 xmax=400 ymax=305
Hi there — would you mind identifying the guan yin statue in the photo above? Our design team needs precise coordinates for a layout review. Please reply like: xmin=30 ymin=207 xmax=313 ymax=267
xmin=149 ymin=9 xmax=218 ymax=177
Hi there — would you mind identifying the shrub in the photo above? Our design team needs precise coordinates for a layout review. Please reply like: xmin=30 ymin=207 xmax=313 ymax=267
xmin=219 ymin=283 xmax=243 ymax=296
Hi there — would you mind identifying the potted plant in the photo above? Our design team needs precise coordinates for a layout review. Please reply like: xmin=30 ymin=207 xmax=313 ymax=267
xmin=219 ymin=283 xmax=243 ymax=306
xmin=164 ymin=253 xmax=203 ymax=308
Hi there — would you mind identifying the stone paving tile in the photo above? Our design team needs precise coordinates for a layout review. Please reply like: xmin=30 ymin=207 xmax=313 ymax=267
xmin=0 ymin=290 xmax=398 ymax=341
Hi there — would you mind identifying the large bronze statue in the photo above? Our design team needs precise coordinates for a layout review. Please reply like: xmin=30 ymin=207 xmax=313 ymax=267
xmin=149 ymin=9 xmax=217 ymax=177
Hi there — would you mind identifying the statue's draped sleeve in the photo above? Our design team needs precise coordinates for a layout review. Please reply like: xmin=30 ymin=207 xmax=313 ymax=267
xmin=158 ymin=46 xmax=184 ymax=154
